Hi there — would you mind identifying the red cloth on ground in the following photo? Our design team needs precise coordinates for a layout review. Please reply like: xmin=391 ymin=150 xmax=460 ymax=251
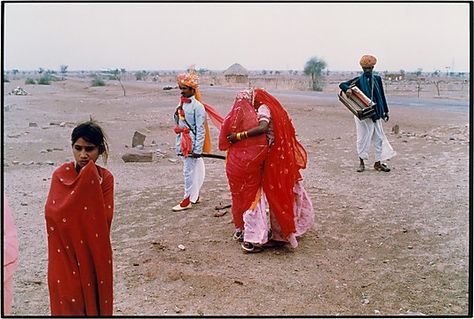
xmin=45 ymin=161 xmax=114 ymax=316
xmin=254 ymin=89 xmax=308 ymax=239
xmin=219 ymin=95 xmax=268 ymax=229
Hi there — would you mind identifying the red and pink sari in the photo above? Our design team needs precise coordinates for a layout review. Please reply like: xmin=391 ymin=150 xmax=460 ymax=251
xmin=220 ymin=89 xmax=311 ymax=243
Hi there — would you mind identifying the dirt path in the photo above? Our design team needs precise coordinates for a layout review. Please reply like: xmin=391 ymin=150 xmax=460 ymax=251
xmin=3 ymin=79 xmax=470 ymax=315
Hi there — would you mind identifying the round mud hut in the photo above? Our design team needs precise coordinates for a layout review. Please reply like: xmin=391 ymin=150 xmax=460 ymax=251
xmin=223 ymin=63 xmax=249 ymax=84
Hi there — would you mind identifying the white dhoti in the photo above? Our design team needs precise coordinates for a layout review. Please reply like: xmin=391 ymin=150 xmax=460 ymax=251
xmin=354 ymin=116 xmax=396 ymax=162
xmin=181 ymin=157 xmax=205 ymax=201
xmin=190 ymin=157 xmax=205 ymax=202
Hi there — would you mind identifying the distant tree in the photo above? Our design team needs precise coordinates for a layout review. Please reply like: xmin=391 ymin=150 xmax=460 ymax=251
xmin=433 ymin=80 xmax=443 ymax=96
xmin=262 ymin=70 xmax=267 ymax=75
xmin=60 ymin=65 xmax=68 ymax=75
xmin=416 ymin=80 xmax=423 ymax=98
xmin=109 ymin=69 xmax=126 ymax=96
xmin=38 ymin=67 xmax=44 ymax=74
xmin=12 ymin=69 xmax=19 ymax=75
xmin=415 ymin=68 xmax=423 ymax=77
xmin=445 ymin=66 xmax=451 ymax=76
xmin=197 ymin=68 xmax=208 ymax=75
xmin=304 ymin=56 xmax=327 ymax=91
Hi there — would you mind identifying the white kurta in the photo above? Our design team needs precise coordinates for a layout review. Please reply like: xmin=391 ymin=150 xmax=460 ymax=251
xmin=354 ymin=116 xmax=396 ymax=162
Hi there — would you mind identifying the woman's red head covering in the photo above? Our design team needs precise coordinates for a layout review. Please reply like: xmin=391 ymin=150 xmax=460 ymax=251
xmin=254 ymin=88 xmax=308 ymax=238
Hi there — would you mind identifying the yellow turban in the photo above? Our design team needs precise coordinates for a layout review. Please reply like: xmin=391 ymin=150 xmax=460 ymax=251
xmin=176 ymin=71 xmax=199 ymax=89
xmin=359 ymin=55 xmax=377 ymax=68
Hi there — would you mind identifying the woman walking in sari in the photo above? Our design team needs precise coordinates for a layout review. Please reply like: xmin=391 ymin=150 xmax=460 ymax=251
xmin=219 ymin=89 xmax=314 ymax=253
xmin=45 ymin=121 xmax=114 ymax=315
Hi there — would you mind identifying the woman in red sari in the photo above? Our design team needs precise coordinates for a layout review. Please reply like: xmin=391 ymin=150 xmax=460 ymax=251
xmin=45 ymin=121 xmax=114 ymax=315
xmin=220 ymin=89 xmax=314 ymax=253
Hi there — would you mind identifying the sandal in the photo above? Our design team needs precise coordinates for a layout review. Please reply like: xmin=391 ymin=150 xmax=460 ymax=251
xmin=215 ymin=203 xmax=232 ymax=210
xmin=241 ymin=241 xmax=263 ymax=253
xmin=357 ymin=164 xmax=365 ymax=172
xmin=262 ymin=240 xmax=286 ymax=248
xmin=374 ymin=163 xmax=391 ymax=172
xmin=232 ymin=230 xmax=243 ymax=242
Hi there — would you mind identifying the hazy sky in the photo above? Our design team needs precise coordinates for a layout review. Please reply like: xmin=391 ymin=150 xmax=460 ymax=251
xmin=3 ymin=2 xmax=471 ymax=72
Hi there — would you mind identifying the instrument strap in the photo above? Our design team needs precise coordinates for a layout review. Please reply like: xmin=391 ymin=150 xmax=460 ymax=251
xmin=370 ymin=75 xmax=375 ymax=104
xmin=176 ymin=105 xmax=196 ymax=135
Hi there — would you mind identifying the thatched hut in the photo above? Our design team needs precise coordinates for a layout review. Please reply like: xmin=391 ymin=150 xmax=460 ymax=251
xmin=224 ymin=63 xmax=249 ymax=84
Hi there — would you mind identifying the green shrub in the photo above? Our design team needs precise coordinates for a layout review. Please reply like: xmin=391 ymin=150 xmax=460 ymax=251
xmin=25 ymin=78 xmax=36 ymax=85
xmin=38 ymin=75 xmax=51 ymax=85
xmin=135 ymin=71 xmax=147 ymax=81
xmin=91 ymin=78 xmax=106 ymax=87
xmin=49 ymin=75 xmax=63 ymax=82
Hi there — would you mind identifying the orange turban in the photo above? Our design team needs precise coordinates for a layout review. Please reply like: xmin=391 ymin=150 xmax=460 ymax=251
xmin=359 ymin=55 xmax=377 ymax=68
xmin=177 ymin=71 xmax=199 ymax=89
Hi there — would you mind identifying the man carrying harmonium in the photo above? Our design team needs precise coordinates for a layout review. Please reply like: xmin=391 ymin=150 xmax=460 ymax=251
xmin=339 ymin=54 xmax=396 ymax=172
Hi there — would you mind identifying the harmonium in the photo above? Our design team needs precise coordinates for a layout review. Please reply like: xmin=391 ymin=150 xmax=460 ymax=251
xmin=338 ymin=86 xmax=376 ymax=120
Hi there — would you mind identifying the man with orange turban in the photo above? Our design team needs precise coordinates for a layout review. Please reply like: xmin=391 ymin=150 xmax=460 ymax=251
xmin=339 ymin=54 xmax=396 ymax=172
xmin=172 ymin=70 xmax=211 ymax=211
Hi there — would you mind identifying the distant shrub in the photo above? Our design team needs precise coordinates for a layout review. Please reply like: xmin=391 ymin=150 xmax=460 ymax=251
xmin=38 ymin=75 xmax=51 ymax=85
xmin=25 ymin=78 xmax=36 ymax=85
xmin=4 ymin=76 xmax=10 ymax=83
xmin=135 ymin=71 xmax=147 ymax=81
xmin=49 ymin=75 xmax=63 ymax=82
xmin=91 ymin=78 xmax=106 ymax=87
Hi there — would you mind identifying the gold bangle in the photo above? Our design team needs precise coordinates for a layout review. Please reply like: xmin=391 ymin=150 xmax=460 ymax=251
xmin=244 ymin=131 xmax=248 ymax=139
xmin=236 ymin=133 xmax=241 ymax=141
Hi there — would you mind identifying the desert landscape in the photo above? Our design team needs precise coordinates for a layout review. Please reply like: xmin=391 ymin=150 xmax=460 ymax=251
xmin=3 ymin=72 xmax=470 ymax=316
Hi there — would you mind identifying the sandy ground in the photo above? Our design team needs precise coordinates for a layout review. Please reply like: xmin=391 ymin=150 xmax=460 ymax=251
xmin=3 ymin=78 xmax=470 ymax=316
